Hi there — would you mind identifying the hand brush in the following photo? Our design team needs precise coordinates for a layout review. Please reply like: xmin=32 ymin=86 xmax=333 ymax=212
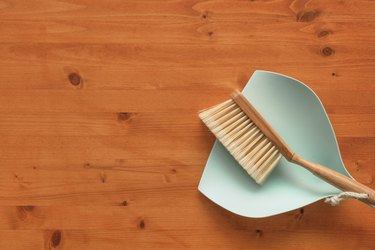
xmin=199 ymin=91 xmax=375 ymax=205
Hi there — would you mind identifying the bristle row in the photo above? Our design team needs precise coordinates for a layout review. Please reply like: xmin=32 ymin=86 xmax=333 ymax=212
xmin=199 ymin=99 xmax=282 ymax=184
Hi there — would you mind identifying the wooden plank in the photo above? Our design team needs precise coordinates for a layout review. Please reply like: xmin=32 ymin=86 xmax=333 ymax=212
xmin=0 ymin=135 xmax=213 ymax=161
xmin=3 ymin=229 xmax=373 ymax=250
xmin=0 ymin=229 xmax=375 ymax=250
xmin=1 ymin=43 xmax=375 ymax=68
xmin=0 ymin=200 xmax=373 ymax=230
xmin=1 ymin=18 xmax=375 ymax=45
xmin=0 ymin=112 xmax=372 ymax=136
xmin=0 ymin=135 xmax=372 ymax=161
xmin=0 ymin=201 xmax=374 ymax=249
xmin=0 ymin=89 xmax=372 ymax=113
xmin=0 ymin=112 xmax=207 ymax=136
xmin=0 ymin=65 xmax=374 ymax=91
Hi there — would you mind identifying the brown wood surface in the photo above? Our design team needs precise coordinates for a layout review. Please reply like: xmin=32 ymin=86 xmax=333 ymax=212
xmin=0 ymin=0 xmax=374 ymax=249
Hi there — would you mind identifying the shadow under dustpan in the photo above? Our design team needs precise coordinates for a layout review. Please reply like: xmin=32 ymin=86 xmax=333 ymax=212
xmin=198 ymin=70 xmax=361 ymax=218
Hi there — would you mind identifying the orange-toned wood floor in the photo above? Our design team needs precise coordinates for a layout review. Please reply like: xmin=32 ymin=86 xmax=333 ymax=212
xmin=0 ymin=0 xmax=374 ymax=249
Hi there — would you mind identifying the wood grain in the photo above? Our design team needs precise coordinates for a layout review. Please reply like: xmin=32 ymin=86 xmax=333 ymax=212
xmin=0 ymin=0 xmax=374 ymax=249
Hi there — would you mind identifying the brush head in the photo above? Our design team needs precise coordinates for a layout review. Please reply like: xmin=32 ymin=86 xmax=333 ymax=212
xmin=199 ymin=96 xmax=282 ymax=184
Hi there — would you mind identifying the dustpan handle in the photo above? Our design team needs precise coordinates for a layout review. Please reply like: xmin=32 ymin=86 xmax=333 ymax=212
xmin=292 ymin=154 xmax=375 ymax=205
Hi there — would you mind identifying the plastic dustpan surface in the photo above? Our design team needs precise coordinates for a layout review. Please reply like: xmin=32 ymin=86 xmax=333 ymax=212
xmin=198 ymin=70 xmax=358 ymax=218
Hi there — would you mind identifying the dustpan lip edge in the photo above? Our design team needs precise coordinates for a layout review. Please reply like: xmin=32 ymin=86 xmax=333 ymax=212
xmin=198 ymin=183 xmax=332 ymax=218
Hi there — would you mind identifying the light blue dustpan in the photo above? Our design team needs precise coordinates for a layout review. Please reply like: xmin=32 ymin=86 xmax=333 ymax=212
xmin=198 ymin=70 xmax=369 ymax=218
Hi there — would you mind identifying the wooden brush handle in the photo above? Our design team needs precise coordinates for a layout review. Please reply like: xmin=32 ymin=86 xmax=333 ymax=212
xmin=231 ymin=91 xmax=295 ymax=161
xmin=292 ymin=154 xmax=375 ymax=205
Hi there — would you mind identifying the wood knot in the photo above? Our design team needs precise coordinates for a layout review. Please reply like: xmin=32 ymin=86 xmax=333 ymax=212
xmin=163 ymin=174 xmax=172 ymax=183
xmin=255 ymin=229 xmax=263 ymax=238
xmin=201 ymin=11 xmax=209 ymax=20
xmin=295 ymin=207 xmax=304 ymax=221
xmin=118 ymin=112 xmax=135 ymax=122
xmin=68 ymin=72 xmax=81 ymax=86
xmin=296 ymin=10 xmax=320 ymax=22
xmin=122 ymin=200 xmax=129 ymax=206
xmin=355 ymin=160 xmax=361 ymax=171
xmin=100 ymin=172 xmax=107 ymax=183
xmin=51 ymin=230 xmax=62 ymax=248
xmin=17 ymin=205 xmax=34 ymax=220
xmin=331 ymin=72 xmax=336 ymax=77
xmin=321 ymin=47 xmax=335 ymax=57
xmin=300 ymin=208 xmax=304 ymax=215
xmin=138 ymin=219 xmax=145 ymax=229
xmin=83 ymin=162 xmax=91 ymax=169
xmin=171 ymin=169 xmax=177 ymax=174
xmin=318 ymin=30 xmax=331 ymax=38
xmin=23 ymin=205 xmax=34 ymax=212
xmin=208 ymin=31 xmax=214 ymax=37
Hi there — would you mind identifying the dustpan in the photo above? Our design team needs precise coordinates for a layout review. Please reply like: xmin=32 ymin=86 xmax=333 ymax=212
xmin=198 ymin=70 xmax=369 ymax=218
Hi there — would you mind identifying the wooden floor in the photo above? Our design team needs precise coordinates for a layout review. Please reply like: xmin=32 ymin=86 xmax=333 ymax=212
xmin=0 ymin=0 xmax=374 ymax=249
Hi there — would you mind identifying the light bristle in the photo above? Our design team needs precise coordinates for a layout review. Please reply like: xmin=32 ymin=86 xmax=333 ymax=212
xmin=199 ymin=99 xmax=282 ymax=184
